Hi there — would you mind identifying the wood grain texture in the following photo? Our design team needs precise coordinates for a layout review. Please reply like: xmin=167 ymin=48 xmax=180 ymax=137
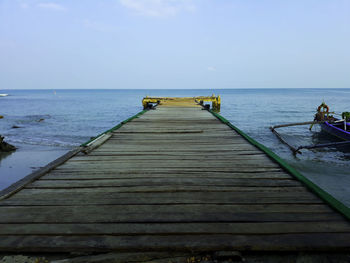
xmin=1 ymin=234 xmax=350 ymax=253
xmin=0 ymin=105 xmax=349 ymax=253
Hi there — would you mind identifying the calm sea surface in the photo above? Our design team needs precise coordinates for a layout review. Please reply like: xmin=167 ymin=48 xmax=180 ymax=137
xmin=1 ymin=89 xmax=349 ymax=206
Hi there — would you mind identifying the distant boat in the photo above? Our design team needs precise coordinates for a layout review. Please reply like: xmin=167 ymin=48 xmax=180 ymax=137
xmin=0 ymin=94 xmax=8 ymax=97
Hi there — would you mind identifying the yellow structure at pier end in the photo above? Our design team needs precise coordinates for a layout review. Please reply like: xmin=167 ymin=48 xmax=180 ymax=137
xmin=142 ymin=95 xmax=221 ymax=111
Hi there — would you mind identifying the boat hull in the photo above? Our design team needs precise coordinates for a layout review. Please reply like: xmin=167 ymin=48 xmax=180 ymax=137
xmin=321 ymin=121 xmax=350 ymax=141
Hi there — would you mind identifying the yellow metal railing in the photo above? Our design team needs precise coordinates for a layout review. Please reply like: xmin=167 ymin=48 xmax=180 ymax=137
xmin=195 ymin=95 xmax=221 ymax=111
xmin=142 ymin=95 xmax=221 ymax=111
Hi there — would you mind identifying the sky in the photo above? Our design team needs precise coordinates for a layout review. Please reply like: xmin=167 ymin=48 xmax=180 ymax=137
xmin=0 ymin=0 xmax=349 ymax=89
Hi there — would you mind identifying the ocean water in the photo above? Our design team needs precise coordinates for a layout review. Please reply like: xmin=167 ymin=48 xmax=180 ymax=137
xmin=1 ymin=89 xmax=349 ymax=206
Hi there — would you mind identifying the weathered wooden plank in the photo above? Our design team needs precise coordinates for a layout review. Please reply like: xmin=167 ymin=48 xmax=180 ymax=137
xmin=1 ymin=233 xmax=350 ymax=252
xmin=116 ymin=127 xmax=233 ymax=132
xmin=27 ymin=178 xmax=301 ymax=188
xmin=0 ymin=205 xmax=341 ymax=223
xmin=92 ymin=148 xmax=262 ymax=154
xmin=105 ymin=142 xmax=249 ymax=146
xmin=1 ymin=189 xmax=310 ymax=205
xmin=113 ymin=130 xmax=206 ymax=134
xmin=0 ymin=203 xmax=334 ymax=213
xmin=57 ymin=163 xmax=280 ymax=170
xmin=88 ymin=150 xmax=264 ymax=155
xmin=41 ymin=171 xmax=293 ymax=180
xmin=53 ymin=167 xmax=284 ymax=173
xmin=7 ymin=191 xmax=323 ymax=205
xmin=47 ymin=167 xmax=284 ymax=172
xmin=81 ymin=133 xmax=112 ymax=154
xmin=65 ymin=159 xmax=276 ymax=165
xmin=1 ymin=222 xmax=349 ymax=236
xmin=96 ymin=144 xmax=257 ymax=148
xmin=59 ymin=159 xmax=278 ymax=165
xmin=69 ymin=154 xmax=271 ymax=162
xmin=108 ymin=138 xmax=246 ymax=143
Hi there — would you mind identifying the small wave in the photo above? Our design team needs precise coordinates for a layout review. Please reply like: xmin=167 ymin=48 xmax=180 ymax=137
xmin=15 ymin=115 xmax=52 ymax=125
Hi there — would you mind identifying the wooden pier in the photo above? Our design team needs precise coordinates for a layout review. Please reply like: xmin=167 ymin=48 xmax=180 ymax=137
xmin=0 ymin=97 xmax=350 ymax=259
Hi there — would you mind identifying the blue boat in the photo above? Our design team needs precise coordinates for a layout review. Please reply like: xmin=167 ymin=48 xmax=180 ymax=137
xmin=321 ymin=119 xmax=350 ymax=141
xmin=315 ymin=103 xmax=350 ymax=141
xmin=270 ymin=103 xmax=350 ymax=154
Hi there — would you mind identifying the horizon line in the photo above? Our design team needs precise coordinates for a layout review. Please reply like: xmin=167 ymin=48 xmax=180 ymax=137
xmin=3 ymin=87 xmax=350 ymax=90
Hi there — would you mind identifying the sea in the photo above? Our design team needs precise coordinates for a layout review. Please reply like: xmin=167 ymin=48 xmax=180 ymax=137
xmin=0 ymin=89 xmax=349 ymax=207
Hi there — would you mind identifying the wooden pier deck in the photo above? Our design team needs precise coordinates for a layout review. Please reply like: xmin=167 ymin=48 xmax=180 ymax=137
xmin=0 ymin=98 xmax=350 ymax=256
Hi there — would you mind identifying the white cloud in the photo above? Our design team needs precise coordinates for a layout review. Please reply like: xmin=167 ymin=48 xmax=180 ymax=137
xmin=119 ymin=0 xmax=195 ymax=17
xmin=37 ymin=2 xmax=66 ymax=11
xmin=207 ymin=66 xmax=216 ymax=71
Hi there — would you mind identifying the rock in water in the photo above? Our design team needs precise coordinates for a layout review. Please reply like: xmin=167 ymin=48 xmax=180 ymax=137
xmin=0 ymin=135 xmax=16 ymax=152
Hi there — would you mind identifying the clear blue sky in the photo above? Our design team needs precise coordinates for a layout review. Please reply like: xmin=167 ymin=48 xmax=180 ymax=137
xmin=1 ymin=0 xmax=349 ymax=89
